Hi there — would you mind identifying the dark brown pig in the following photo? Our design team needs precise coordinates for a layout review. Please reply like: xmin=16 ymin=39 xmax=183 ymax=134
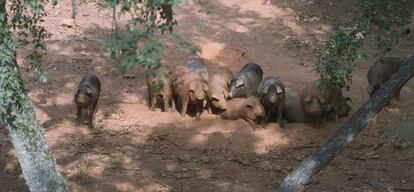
xmin=300 ymin=80 xmax=342 ymax=128
xmin=75 ymin=74 xmax=101 ymax=129
xmin=367 ymin=57 xmax=404 ymax=101
xmin=146 ymin=66 xmax=174 ymax=112
xmin=228 ymin=63 xmax=263 ymax=98
xmin=170 ymin=66 xmax=208 ymax=120
xmin=256 ymin=76 xmax=286 ymax=128
xmin=186 ymin=55 xmax=209 ymax=82
xmin=208 ymin=66 xmax=233 ymax=111
xmin=220 ymin=97 xmax=265 ymax=130
xmin=283 ymin=87 xmax=306 ymax=123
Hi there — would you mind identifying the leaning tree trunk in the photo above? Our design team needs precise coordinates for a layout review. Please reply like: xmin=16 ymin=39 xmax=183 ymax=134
xmin=0 ymin=11 xmax=71 ymax=192
xmin=276 ymin=56 xmax=414 ymax=192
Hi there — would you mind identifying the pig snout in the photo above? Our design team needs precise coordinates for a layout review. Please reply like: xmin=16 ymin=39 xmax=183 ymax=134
xmin=266 ymin=93 xmax=278 ymax=104
xmin=304 ymin=98 xmax=322 ymax=116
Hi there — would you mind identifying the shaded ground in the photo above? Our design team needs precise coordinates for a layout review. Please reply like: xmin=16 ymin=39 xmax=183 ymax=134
xmin=1 ymin=0 xmax=414 ymax=191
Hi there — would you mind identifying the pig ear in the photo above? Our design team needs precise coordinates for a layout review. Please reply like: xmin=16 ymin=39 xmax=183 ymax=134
xmin=263 ymin=84 xmax=270 ymax=94
xmin=235 ymin=79 xmax=244 ymax=88
xmin=223 ymin=91 xmax=229 ymax=99
xmin=86 ymin=87 xmax=92 ymax=95
xmin=276 ymin=86 xmax=283 ymax=95
xmin=210 ymin=92 xmax=219 ymax=100
xmin=318 ymin=95 xmax=327 ymax=104
xmin=203 ymin=83 xmax=208 ymax=92
xmin=304 ymin=95 xmax=312 ymax=102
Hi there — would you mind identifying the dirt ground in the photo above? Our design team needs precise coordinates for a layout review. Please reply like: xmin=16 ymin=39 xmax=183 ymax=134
xmin=1 ymin=0 xmax=414 ymax=191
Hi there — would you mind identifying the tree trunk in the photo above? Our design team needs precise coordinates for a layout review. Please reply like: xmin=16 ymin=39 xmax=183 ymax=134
xmin=0 ymin=13 xmax=71 ymax=192
xmin=276 ymin=56 xmax=414 ymax=192
xmin=0 ymin=0 xmax=6 ymax=22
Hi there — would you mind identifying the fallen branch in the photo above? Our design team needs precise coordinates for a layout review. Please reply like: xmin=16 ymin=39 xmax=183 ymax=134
xmin=150 ymin=177 xmax=176 ymax=192
xmin=275 ymin=56 xmax=414 ymax=192
xmin=148 ymin=133 xmax=192 ymax=151
xmin=387 ymin=187 xmax=414 ymax=192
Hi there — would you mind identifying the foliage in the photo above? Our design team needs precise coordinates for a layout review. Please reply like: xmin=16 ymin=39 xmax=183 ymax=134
xmin=1 ymin=2 xmax=71 ymax=191
xmin=8 ymin=0 xmax=51 ymax=83
xmin=315 ymin=0 xmax=413 ymax=90
xmin=105 ymin=0 xmax=198 ymax=74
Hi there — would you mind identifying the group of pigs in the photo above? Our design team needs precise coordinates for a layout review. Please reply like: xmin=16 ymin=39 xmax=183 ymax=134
xmin=74 ymin=56 xmax=405 ymax=130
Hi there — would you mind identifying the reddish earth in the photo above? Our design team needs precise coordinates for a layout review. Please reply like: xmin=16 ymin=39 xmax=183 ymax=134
xmin=1 ymin=0 xmax=414 ymax=191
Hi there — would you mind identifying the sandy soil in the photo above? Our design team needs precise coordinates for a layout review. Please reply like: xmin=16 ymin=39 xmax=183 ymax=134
xmin=1 ymin=0 xmax=414 ymax=191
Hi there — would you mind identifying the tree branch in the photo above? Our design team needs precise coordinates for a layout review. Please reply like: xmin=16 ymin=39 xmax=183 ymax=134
xmin=276 ymin=56 xmax=414 ymax=192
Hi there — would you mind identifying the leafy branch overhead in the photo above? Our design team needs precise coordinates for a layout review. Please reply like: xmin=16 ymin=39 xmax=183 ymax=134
xmin=8 ymin=0 xmax=51 ymax=83
xmin=105 ymin=0 xmax=198 ymax=73
xmin=315 ymin=0 xmax=413 ymax=90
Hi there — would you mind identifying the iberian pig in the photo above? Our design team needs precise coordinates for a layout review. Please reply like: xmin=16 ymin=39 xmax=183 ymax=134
xmin=170 ymin=66 xmax=208 ymax=120
xmin=220 ymin=97 xmax=265 ymax=130
xmin=300 ymin=80 xmax=342 ymax=128
xmin=256 ymin=76 xmax=286 ymax=128
xmin=367 ymin=57 xmax=404 ymax=101
xmin=75 ymin=74 xmax=101 ymax=129
xmin=208 ymin=66 xmax=233 ymax=111
xmin=228 ymin=63 xmax=263 ymax=98
xmin=283 ymin=87 xmax=306 ymax=123
xmin=146 ymin=66 xmax=174 ymax=112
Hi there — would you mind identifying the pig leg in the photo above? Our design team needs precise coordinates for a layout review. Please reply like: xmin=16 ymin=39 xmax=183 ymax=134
xmin=76 ymin=105 xmax=82 ymax=126
xmin=278 ymin=105 xmax=285 ymax=128
xmin=163 ymin=95 xmax=169 ymax=112
xmin=245 ymin=118 xmax=258 ymax=131
xmin=393 ymin=88 xmax=401 ymax=101
xmin=170 ymin=96 xmax=176 ymax=113
xmin=195 ymin=103 xmax=201 ymax=121
xmin=89 ymin=94 xmax=100 ymax=129
xmin=180 ymin=97 xmax=189 ymax=118
xmin=150 ymin=96 xmax=156 ymax=111
xmin=88 ymin=104 xmax=94 ymax=129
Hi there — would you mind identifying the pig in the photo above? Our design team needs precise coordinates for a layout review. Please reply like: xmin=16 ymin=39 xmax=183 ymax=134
xmin=207 ymin=66 xmax=233 ymax=111
xmin=326 ymin=96 xmax=352 ymax=121
xmin=186 ymin=55 xmax=211 ymax=112
xmin=146 ymin=66 xmax=174 ymax=112
xmin=339 ymin=96 xmax=352 ymax=117
xmin=186 ymin=55 xmax=209 ymax=82
xmin=170 ymin=66 xmax=209 ymax=120
xmin=75 ymin=74 xmax=101 ymax=129
xmin=300 ymin=80 xmax=342 ymax=128
xmin=283 ymin=87 xmax=306 ymax=123
xmin=367 ymin=57 xmax=404 ymax=101
xmin=256 ymin=76 xmax=286 ymax=128
xmin=220 ymin=97 xmax=265 ymax=131
xmin=228 ymin=63 xmax=263 ymax=98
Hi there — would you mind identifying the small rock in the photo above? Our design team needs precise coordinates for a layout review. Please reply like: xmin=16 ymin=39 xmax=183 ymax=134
xmin=366 ymin=151 xmax=375 ymax=157
xmin=178 ymin=154 xmax=192 ymax=162
xmin=174 ymin=173 xmax=182 ymax=179
xmin=61 ymin=18 xmax=75 ymax=28
xmin=308 ymin=1 xmax=314 ymax=4
xmin=201 ymin=156 xmax=210 ymax=163
xmin=83 ymin=13 xmax=89 ymax=17
xmin=328 ymin=2 xmax=334 ymax=7
xmin=180 ymin=168 xmax=189 ymax=172
xmin=53 ymin=66 xmax=58 ymax=71
xmin=143 ymin=148 xmax=152 ymax=154
xmin=259 ymin=161 xmax=273 ymax=171
xmin=40 ymin=97 xmax=47 ymax=104
xmin=128 ymin=82 xmax=133 ymax=87
xmin=182 ymin=173 xmax=190 ymax=178
xmin=309 ymin=17 xmax=320 ymax=22
xmin=274 ymin=165 xmax=283 ymax=172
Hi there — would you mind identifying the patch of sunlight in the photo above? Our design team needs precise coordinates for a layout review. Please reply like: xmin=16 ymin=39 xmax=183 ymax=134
xmin=190 ymin=134 xmax=209 ymax=145
xmin=226 ymin=22 xmax=250 ymax=33
xmin=253 ymin=128 xmax=289 ymax=154
xmin=197 ymin=39 xmax=226 ymax=60
xmin=221 ymin=0 xmax=294 ymax=19
xmin=283 ymin=19 xmax=305 ymax=35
